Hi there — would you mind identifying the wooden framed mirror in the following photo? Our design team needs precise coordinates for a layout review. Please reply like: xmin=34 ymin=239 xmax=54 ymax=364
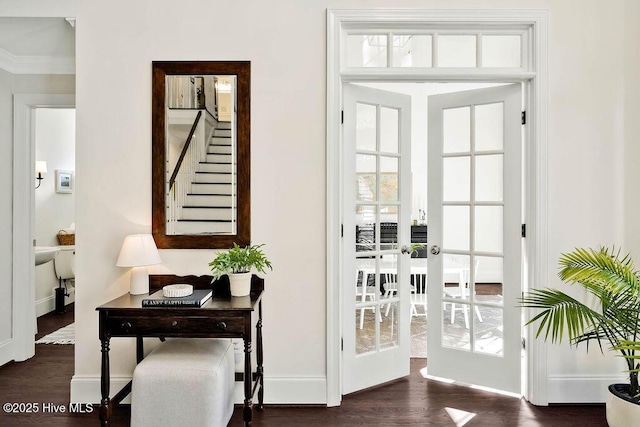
xmin=152 ymin=61 xmax=250 ymax=248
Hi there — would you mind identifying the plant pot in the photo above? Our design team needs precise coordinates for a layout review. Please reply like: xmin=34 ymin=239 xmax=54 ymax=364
xmin=606 ymin=384 xmax=640 ymax=427
xmin=228 ymin=272 xmax=252 ymax=297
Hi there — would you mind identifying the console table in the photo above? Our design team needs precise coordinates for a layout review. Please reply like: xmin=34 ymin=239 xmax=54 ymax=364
xmin=96 ymin=274 xmax=264 ymax=426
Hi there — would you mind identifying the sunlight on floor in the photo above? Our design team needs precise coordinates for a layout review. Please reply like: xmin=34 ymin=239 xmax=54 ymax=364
xmin=444 ymin=407 xmax=476 ymax=426
xmin=420 ymin=366 xmax=522 ymax=399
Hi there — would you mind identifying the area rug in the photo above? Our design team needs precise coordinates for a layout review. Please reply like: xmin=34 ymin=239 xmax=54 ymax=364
xmin=36 ymin=323 xmax=75 ymax=345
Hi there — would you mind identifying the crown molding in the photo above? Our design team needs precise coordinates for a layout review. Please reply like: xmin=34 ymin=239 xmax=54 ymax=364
xmin=0 ymin=47 xmax=74 ymax=75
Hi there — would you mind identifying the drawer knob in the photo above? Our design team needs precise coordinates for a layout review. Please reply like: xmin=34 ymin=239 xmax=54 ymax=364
xmin=120 ymin=321 xmax=132 ymax=332
xmin=216 ymin=321 xmax=227 ymax=331
xmin=171 ymin=320 xmax=178 ymax=326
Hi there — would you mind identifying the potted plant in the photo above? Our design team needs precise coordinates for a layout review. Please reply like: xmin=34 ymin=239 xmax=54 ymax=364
xmin=209 ymin=243 xmax=272 ymax=297
xmin=520 ymin=247 xmax=640 ymax=426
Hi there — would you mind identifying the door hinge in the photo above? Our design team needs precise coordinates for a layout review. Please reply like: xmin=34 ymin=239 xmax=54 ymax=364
xmin=522 ymin=337 xmax=526 ymax=349
xmin=521 ymin=224 xmax=526 ymax=238
xmin=341 ymin=224 xmax=344 ymax=237
xmin=341 ymin=338 xmax=344 ymax=351
xmin=521 ymin=111 xmax=526 ymax=125
xmin=341 ymin=110 xmax=344 ymax=124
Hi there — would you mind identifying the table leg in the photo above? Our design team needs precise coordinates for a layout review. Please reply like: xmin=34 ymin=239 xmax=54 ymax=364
xmin=257 ymin=301 xmax=264 ymax=410
xmin=99 ymin=336 xmax=111 ymax=426
xmin=136 ymin=336 xmax=144 ymax=363
xmin=243 ymin=338 xmax=253 ymax=426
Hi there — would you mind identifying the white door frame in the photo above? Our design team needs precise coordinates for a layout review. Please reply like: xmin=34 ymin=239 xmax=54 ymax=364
xmin=326 ymin=9 xmax=549 ymax=407
xmin=12 ymin=94 xmax=75 ymax=362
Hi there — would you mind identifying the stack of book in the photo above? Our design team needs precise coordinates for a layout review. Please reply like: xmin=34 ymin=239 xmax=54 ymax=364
xmin=142 ymin=289 xmax=212 ymax=307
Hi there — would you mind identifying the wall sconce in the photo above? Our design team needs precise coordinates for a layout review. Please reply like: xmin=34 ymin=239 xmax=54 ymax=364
xmin=116 ymin=234 xmax=162 ymax=295
xmin=35 ymin=161 xmax=47 ymax=189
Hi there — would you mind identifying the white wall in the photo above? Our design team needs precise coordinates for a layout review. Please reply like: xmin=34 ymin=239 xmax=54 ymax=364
xmin=624 ymin=2 xmax=640 ymax=258
xmin=35 ymin=108 xmax=75 ymax=315
xmin=0 ymin=0 xmax=636 ymax=405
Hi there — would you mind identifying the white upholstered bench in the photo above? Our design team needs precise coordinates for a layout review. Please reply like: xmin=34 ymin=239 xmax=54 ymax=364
xmin=131 ymin=338 xmax=235 ymax=427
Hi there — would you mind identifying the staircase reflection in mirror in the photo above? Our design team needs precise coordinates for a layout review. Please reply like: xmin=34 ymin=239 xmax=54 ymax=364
xmin=165 ymin=75 xmax=236 ymax=236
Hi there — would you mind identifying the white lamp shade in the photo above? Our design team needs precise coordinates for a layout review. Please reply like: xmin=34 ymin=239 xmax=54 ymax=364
xmin=35 ymin=161 xmax=47 ymax=174
xmin=116 ymin=234 xmax=161 ymax=267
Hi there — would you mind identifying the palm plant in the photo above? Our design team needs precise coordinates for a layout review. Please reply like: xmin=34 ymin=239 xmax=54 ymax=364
xmin=520 ymin=247 xmax=640 ymax=401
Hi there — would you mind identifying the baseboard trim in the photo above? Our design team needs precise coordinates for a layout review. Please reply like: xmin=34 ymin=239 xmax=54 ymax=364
xmin=35 ymin=287 xmax=75 ymax=317
xmin=548 ymin=374 xmax=626 ymax=403
xmin=71 ymin=375 xmax=327 ymax=405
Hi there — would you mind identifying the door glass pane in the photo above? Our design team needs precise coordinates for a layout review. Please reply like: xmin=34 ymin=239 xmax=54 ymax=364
xmin=474 ymin=306 xmax=503 ymax=356
xmin=442 ymin=302 xmax=471 ymax=350
xmin=356 ymin=103 xmax=377 ymax=151
xmin=379 ymin=219 xmax=398 ymax=251
xmin=475 ymin=102 xmax=504 ymax=151
xmin=475 ymin=206 xmax=503 ymax=253
xmin=380 ymin=156 xmax=398 ymax=202
xmin=347 ymin=35 xmax=387 ymax=67
xmin=475 ymin=154 xmax=503 ymax=202
xmin=356 ymin=155 xmax=377 ymax=202
xmin=380 ymin=254 xmax=398 ymax=306
xmin=443 ymin=157 xmax=470 ymax=202
xmin=437 ymin=35 xmax=477 ymax=67
xmin=356 ymin=306 xmax=378 ymax=355
xmin=380 ymin=107 xmax=399 ymax=153
xmin=392 ymin=35 xmax=432 ymax=67
xmin=482 ymin=35 xmax=521 ymax=68
xmin=443 ymin=206 xmax=469 ymax=251
xmin=356 ymin=257 xmax=376 ymax=292
xmin=380 ymin=302 xmax=399 ymax=350
xmin=443 ymin=107 xmax=470 ymax=153
xmin=356 ymin=205 xmax=375 ymax=253
xmin=475 ymin=256 xmax=503 ymax=304
xmin=443 ymin=254 xmax=470 ymax=302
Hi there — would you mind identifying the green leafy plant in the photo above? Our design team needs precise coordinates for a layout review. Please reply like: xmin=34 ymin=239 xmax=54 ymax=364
xmin=410 ymin=243 xmax=425 ymax=256
xmin=520 ymin=247 xmax=640 ymax=401
xmin=208 ymin=243 xmax=273 ymax=281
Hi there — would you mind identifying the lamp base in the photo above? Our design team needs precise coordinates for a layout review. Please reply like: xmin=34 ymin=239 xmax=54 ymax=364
xmin=129 ymin=266 xmax=150 ymax=295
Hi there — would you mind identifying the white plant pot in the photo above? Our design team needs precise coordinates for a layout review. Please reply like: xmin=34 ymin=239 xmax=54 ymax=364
xmin=228 ymin=272 xmax=252 ymax=297
xmin=606 ymin=384 xmax=640 ymax=427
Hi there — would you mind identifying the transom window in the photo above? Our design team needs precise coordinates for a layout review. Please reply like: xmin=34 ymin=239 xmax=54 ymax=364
xmin=344 ymin=28 xmax=528 ymax=70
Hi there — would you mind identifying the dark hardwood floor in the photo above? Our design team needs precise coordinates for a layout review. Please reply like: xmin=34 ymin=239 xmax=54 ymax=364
xmin=0 ymin=306 xmax=607 ymax=426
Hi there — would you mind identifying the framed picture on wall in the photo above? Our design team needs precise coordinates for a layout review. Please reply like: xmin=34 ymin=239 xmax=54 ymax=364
xmin=55 ymin=169 xmax=74 ymax=194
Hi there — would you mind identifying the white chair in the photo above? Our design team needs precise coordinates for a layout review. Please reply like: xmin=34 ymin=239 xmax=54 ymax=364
xmin=444 ymin=259 xmax=483 ymax=328
xmin=410 ymin=273 xmax=427 ymax=321
xmin=382 ymin=272 xmax=398 ymax=317
xmin=357 ymin=270 xmax=382 ymax=329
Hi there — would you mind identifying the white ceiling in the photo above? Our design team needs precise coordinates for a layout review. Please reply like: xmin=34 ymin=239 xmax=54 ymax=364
xmin=0 ymin=17 xmax=75 ymax=74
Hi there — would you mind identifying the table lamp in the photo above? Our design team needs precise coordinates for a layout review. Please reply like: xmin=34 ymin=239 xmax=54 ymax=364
xmin=116 ymin=234 xmax=161 ymax=295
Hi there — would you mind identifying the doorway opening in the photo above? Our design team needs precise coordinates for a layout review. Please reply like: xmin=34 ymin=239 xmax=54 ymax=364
xmin=34 ymin=107 xmax=76 ymax=318
xmin=327 ymin=9 xmax=549 ymax=407
xmin=351 ymin=81 xmax=514 ymax=361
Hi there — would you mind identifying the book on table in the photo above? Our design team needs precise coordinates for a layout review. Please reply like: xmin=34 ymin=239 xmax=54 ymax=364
xmin=142 ymin=289 xmax=213 ymax=307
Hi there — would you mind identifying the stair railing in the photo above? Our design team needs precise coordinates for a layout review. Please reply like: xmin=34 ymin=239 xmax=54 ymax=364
xmin=167 ymin=111 xmax=203 ymax=234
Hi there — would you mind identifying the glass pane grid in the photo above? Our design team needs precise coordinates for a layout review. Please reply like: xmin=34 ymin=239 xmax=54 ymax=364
xmin=345 ymin=30 xmax=526 ymax=70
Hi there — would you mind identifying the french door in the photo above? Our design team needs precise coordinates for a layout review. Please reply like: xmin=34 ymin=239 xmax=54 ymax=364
xmin=342 ymin=83 xmax=412 ymax=394
xmin=426 ymin=84 xmax=522 ymax=394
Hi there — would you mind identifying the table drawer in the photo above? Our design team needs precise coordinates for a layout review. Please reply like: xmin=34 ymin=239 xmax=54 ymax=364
xmin=105 ymin=315 xmax=246 ymax=336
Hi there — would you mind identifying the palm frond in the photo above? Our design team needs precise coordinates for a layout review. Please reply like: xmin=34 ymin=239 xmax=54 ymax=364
xmin=559 ymin=247 xmax=640 ymax=298
xmin=524 ymin=246 xmax=640 ymax=395
xmin=520 ymin=288 xmax=599 ymax=344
